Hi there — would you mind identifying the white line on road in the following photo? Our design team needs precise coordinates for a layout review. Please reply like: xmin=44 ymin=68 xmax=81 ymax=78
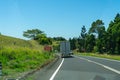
xmin=75 ymin=56 xmax=120 ymax=75
xmin=86 ymin=56 xmax=120 ymax=62
xmin=49 ymin=58 xmax=64 ymax=80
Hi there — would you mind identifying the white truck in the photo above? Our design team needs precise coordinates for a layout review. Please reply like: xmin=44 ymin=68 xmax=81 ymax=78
xmin=60 ymin=41 xmax=72 ymax=58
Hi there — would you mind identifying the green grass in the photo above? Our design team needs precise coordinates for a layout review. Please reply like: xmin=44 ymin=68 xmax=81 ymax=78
xmin=0 ymin=35 xmax=55 ymax=79
xmin=77 ymin=53 xmax=120 ymax=61
xmin=0 ymin=35 xmax=32 ymax=47
xmin=0 ymin=35 xmax=44 ymax=51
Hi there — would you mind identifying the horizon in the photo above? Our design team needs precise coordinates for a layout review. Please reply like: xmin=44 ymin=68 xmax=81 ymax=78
xmin=0 ymin=0 xmax=120 ymax=40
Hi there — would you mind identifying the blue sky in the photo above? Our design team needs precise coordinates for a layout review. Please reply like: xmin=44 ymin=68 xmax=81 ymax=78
xmin=0 ymin=0 xmax=120 ymax=39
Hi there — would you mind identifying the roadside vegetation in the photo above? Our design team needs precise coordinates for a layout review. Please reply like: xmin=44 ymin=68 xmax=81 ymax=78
xmin=69 ymin=13 xmax=120 ymax=55
xmin=0 ymin=31 xmax=66 ymax=79
xmin=0 ymin=35 xmax=54 ymax=79
xmin=0 ymin=12 xmax=120 ymax=80
xmin=77 ymin=53 xmax=120 ymax=61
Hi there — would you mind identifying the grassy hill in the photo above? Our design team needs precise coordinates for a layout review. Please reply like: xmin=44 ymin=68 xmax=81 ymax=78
xmin=0 ymin=35 xmax=43 ymax=50
xmin=0 ymin=35 xmax=54 ymax=79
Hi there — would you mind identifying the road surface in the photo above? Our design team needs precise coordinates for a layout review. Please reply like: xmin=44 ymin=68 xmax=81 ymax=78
xmin=32 ymin=55 xmax=120 ymax=80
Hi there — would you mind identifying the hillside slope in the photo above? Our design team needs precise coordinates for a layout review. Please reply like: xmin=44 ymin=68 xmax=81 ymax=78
xmin=0 ymin=34 xmax=54 ymax=79
xmin=0 ymin=35 xmax=43 ymax=50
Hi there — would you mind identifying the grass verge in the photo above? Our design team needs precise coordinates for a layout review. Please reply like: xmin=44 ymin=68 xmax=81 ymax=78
xmin=0 ymin=47 xmax=55 ymax=80
xmin=77 ymin=53 xmax=120 ymax=61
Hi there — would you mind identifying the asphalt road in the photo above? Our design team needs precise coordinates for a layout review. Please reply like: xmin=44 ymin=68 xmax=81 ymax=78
xmin=30 ymin=55 xmax=120 ymax=80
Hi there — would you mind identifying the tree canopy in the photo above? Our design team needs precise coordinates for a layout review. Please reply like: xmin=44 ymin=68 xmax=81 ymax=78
xmin=53 ymin=37 xmax=66 ymax=41
xmin=69 ymin=13 xmax=120 ymax=54
xmin=23 ymin=29 xmax=44 ymax=40
xmin=23 ymin=29 xmax=52 ymax=45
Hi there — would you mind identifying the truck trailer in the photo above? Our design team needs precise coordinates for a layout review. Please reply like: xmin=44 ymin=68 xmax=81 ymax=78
xmin=60 ymin=41 xmax=71 ymax=58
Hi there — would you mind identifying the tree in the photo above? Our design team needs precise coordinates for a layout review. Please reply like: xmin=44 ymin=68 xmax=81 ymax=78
xmin=80 ymin=25 xmax=87 ymax=52
xmin=85 ymin=34 xmax=95 ymax=52
xmin=38 ymin=37 xmax=52 ymax=45
xmin=69 ymin=38 xmax=78 ymax=50
xmin=107 ymin=13 xmax=120 ymax=54
xmin=23 ymin=29 xmax=52 ymax=45
xmin=69 ymin=13 xmax=120 ymax=54
xmin=81 ymin=25 xmax=87 ymax=39
xmin=23 ymin=29 xmax=44 ymax=40
xmin=89 ymin=20 xmax=106 ymax=53
xmin=77 ymin=38 xmax=84 ymax=52
xmin=89 ymin=19 xmax=105 ymax=38
xmin=53 ymin=37 xmax=66 ymax=41
xmin=36 ymin=33 xmax=52 ymax=45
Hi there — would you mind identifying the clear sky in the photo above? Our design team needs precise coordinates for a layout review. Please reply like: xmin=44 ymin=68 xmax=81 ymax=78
xmin=0 ymin=0 xmax=120 ymax=39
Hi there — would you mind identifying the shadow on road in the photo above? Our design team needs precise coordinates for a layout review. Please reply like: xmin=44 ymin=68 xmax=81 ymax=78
xmin=62 ymin=55 xmax=74 ymax=58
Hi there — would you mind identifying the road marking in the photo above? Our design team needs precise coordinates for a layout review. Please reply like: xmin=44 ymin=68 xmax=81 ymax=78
xmin=75 ymin=56 xmax=120 ymax=75
xmin=49 ymin=58 xmax=64 ymax=80
xmin=86 ymin=56 xmax=120 ymax=62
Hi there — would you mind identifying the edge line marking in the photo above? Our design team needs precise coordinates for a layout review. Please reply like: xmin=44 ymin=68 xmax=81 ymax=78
xmin=49 ymin=58 xmax=64 ymax=80
xmin=75 ymin=56 xmax=120 ymax=74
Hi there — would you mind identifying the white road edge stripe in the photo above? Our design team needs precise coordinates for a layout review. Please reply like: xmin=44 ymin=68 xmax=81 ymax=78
xmin=75 ymin=56 xmax=120 ymax=75
xmin=49 ymin=58 xmax=64 ymax=80
xmin=85 ymin=56 xmax=120 ymax=62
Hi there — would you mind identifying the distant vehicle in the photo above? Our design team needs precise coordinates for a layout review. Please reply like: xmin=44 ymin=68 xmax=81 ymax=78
xmin=60 ymin=41 xmax=72 ymax=58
